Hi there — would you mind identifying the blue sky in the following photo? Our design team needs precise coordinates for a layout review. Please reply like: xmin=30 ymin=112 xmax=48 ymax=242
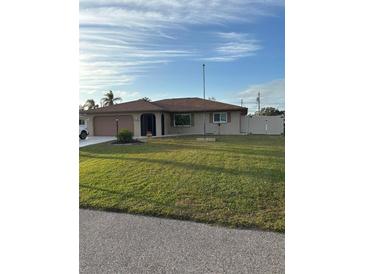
xmin=80 ymin=0 xmax=284 ymax=113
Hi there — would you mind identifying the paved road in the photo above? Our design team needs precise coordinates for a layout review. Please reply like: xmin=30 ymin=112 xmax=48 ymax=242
xmin=79 ymin=136 xmax=116 ymax=148
xmin=80 ymin=209 xmax=284 ymax=273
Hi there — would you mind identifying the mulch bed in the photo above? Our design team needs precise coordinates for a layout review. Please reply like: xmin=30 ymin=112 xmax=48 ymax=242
xmin=110 ymin=139 xmax=144 ymax=145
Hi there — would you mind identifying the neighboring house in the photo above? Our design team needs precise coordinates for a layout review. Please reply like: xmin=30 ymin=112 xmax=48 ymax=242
xmin=79 ymin=97 xmax=248 ymax=137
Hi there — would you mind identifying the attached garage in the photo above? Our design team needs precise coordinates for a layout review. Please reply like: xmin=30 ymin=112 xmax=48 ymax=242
xmin=93 ymin=115 xmax=134 ymax=136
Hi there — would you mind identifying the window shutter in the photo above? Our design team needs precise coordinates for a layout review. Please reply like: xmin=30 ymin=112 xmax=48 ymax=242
xmin=170 ymin=113 xmax=174 ymax=127
xmin=227 ymin=112 xmax=231 ymax=123
xmin=190 ymin=113 xmax=194 ymax=126
xmin=209 ymin=112 xmax=213 ymax=123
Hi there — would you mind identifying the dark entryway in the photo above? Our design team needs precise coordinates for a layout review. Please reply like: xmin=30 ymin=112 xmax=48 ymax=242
xmin=161 ymin=114 xmax=165 ymax=135
xmin=140 ymin=113 xmax=156 ymax=136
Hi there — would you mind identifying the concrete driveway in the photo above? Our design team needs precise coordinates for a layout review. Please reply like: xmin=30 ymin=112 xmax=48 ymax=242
xmin=80 ymin=209 xmax=284 ymax=273
xmin=79 ymin=136 xmax=116 ymax=148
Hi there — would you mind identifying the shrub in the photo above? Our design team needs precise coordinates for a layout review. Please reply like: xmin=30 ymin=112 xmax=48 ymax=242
xmin=117 ymin=129 xmax=133 ymax=143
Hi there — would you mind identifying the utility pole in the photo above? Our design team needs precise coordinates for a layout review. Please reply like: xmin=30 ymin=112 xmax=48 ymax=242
xmin=203 ymin=64 xmax=206 ymax=136
xmin=203 ymin=64 xmax=206 ymax=100
xmin=240 ymin=98 xmax=243 ymax=107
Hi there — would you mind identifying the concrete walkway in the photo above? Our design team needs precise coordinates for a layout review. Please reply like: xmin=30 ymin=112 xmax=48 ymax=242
xmin=79 ymin=136 xmax=116 ymax=148
xmin=80 ymin=209 xmax=284 ymax=273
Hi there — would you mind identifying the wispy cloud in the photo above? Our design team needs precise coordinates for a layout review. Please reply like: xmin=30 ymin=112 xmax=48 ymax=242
xmin=233 ymin=79 xmax=285 ymax=113
xmin=202 ymin=32 xmax=261 ymax=62
xmin=118 ymin=90 xmax=141 ymax=101
xmin=79 ymin=0 xmax=283 ymax=101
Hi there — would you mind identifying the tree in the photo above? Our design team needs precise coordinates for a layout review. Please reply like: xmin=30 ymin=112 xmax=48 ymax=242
xmin=101 ymin=90 xmax=122 ymax=106
xmin=208 ymin=97 xmax=216 ymax=101
xmin=141 ymin=97 xmax=151 ymax=102
xmin=83 ymin=99 xmax=97 ymax=110
xmin=257 ymin=107 xmax=285 ymax=116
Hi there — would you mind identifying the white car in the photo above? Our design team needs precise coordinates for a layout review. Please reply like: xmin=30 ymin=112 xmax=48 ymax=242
xmin=79 ymin=119 xmax=89 ymax=140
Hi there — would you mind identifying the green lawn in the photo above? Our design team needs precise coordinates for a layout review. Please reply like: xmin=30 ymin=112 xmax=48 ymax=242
xmin=80 ymin=135 xmax=285 ymax=232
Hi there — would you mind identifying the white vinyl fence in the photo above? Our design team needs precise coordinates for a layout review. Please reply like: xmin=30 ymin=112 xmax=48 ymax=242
xmin=241 ymin=115 xmax=284 ymax=135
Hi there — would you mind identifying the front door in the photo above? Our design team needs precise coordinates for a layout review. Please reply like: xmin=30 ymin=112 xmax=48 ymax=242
xmin=161 ymin=114 xmax=165 ymax=135
xmin=140 ymin=113 xmax=156 ymax=136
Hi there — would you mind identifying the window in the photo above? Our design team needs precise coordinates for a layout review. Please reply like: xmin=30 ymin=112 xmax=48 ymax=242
xmin=174 ymin=113 xmax=191 ymax=127
xmin=79 ymin=119 xmax=85 ymax=125
xmin=213 ymin=112 xmax=227 ymax=123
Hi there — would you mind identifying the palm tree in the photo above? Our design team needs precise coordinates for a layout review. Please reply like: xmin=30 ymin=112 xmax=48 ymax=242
xmin=101 ymin=90 xmax=122 ymax=107
xmin=141 ymin=97 xmax=151 ymax=102
xmin=83 ymin=99 xmax=97 ymax=110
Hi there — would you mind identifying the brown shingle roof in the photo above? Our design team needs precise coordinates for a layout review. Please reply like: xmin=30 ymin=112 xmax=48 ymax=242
xmin=80 ymin=99 xmax=164 ymax=114
xmin=80 ymin=97 xmax=247 ymax=114
xmin=154 ymin=97 xmax=246 ymax=112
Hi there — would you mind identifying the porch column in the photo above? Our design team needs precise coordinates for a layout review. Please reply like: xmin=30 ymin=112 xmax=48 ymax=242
xmin=87 ymin=115 xmax=94 ymax=136
xmin=132 ymin=113 xmax=141 ymax=137
xmin=155 ymin=112 xmax=162 ymax=137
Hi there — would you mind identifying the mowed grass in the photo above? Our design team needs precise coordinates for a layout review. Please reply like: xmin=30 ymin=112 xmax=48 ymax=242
xmin=80 ymin=135 xmax=284 ymax=232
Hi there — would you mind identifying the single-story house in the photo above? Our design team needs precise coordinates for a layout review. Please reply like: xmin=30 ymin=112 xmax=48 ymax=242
xmin=79 ymin=97 xmax=248 ymax=137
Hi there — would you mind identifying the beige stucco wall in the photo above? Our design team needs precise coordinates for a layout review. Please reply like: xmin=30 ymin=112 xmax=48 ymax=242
xmin=165 ymin=111 xmax=242 ymax=135
xmin=82 ymin=111 xmax=243 ymax=137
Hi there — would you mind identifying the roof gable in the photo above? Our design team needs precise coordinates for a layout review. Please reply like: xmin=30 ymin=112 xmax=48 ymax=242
xmin=81 ymin=99 xmax=164 ymax=114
